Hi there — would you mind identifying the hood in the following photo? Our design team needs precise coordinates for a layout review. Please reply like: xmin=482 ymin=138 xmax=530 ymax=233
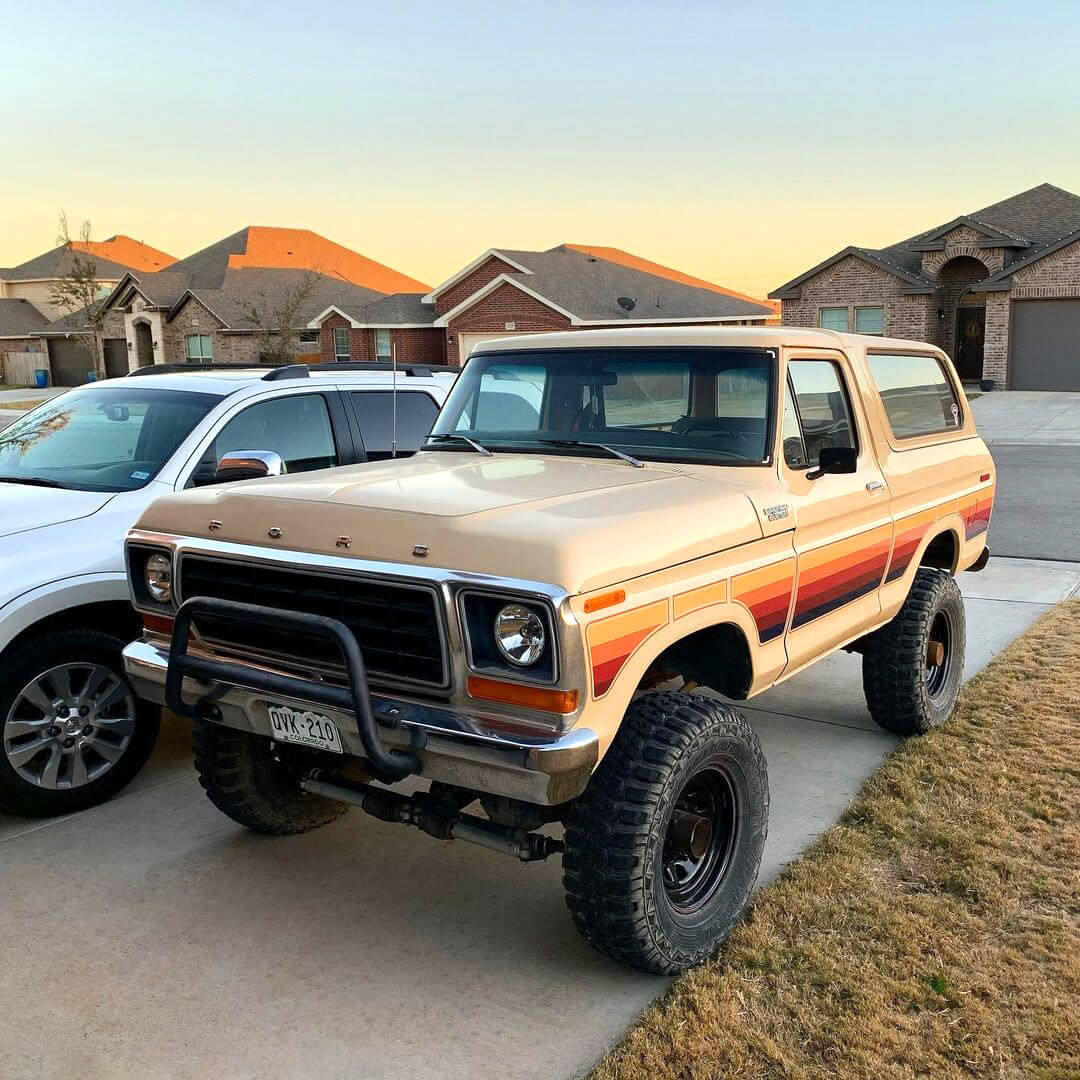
xmin=0 ymin=483 xmax=115 ymax=539
xmin=136 ymin=452 xmax=764 ymax=593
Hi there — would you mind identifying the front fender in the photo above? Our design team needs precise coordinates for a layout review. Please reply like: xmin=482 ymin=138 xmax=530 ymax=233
xmin=0 ymin=573 xmax=130 ymax=656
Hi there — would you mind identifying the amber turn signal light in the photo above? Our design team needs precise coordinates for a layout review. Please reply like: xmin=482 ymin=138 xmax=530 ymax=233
xmin=583 ymin=588 xmax=625 ymax=613
xmin=466 ymin=676 xmax=578 ymax=715
xmin=142 ymin=613 xmax=175 ymax=636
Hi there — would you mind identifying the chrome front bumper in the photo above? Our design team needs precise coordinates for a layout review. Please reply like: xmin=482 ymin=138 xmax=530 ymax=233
xmin=123 ymin=638 xmax=598 ymax=806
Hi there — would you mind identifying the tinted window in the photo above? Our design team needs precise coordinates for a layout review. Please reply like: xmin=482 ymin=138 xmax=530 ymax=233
xmin=787 ymin=361 xmax=856 ymax=466
xmin=0 ymin=387 xmax=219 ymax=492
xmin=781 ymin=384 xmax=808 ymax=467
xmin=867 ymin=353 xmax=962 ymax=438
xmin=432 ymin=348 xmax=776 ymax=465
xmin=351 ymin=391 xmax=439 ymax=460
xmin=207 ymin=394 xmax=337 ymax=477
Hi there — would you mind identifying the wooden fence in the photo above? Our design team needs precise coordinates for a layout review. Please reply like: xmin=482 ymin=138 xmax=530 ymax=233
xmin=2 ymin=350 xmax=49 ymax=386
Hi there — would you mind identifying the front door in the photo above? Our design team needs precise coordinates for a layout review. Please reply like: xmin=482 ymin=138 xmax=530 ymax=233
xmin=778 ymin=352 xmax=893 ymax=676
xmin=955 ymin=306 xmax=985 ymax=381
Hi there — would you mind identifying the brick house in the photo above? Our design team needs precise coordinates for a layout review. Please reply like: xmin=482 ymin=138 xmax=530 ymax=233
xmin=0 ymin=235 xmax=176 ymax=384
xmin=312 ymin=244 xmax=777 ymax=367
xmin=0 ymin=236 xmax=175 ymax=321
xmin=769 ymin=183 xmax=1080 ymax=391
xmin=84 ymin=227 xmax=430 ymax=379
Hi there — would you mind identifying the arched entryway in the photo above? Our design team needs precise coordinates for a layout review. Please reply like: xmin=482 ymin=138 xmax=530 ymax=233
xmin=937 ymin=256 xmax=990 ymax=381
xmin=133 ymin=320 xmax=154 ymax=368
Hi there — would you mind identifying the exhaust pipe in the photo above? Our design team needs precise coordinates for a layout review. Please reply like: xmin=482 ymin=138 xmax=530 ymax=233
xmin=301 ymin=773 xmax=564 ymax=862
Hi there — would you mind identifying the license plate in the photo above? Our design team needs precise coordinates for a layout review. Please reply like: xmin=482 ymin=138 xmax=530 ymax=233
xmin=266 ymin=703 xmax=343 ymax=753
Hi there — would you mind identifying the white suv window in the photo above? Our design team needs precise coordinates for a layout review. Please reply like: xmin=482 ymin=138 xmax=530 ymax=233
xmin=192 ymin=394 xmax=338 ymax=485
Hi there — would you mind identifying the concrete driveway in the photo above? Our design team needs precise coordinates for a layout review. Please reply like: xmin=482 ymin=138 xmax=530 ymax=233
xmin=2 ymin=556 xmax=1077 ymax=1080
xmin=971 ymin=392 xmax=1080 ymax=562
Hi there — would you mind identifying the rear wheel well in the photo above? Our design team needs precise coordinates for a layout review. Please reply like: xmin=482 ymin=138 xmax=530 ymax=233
xmin=920 ymin=530 xmax=959 ymax=573
xmin=0 ymin=602 xmax=141 ymax=663
xmin=638 ymin=622 xmax=752 ymax=700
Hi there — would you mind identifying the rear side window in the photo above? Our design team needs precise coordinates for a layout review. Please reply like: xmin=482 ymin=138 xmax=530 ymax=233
xmin=351 ymin=391 xmax=439 ymax=460
xmin=867 ymin=353 xmax=961 ymax=438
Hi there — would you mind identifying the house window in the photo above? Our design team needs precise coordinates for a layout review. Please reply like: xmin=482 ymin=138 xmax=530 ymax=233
xmin=375 ymin=329 xmax=392 ymax=363
xmin=185 ymin=334 xmax=213 ymax=364
xmin=333 ymin=327 xmax=351 ymax=362
xmin=855 ymin=306 xmax=885 ymax=335
xmin=818 ymin=307 xmax=849 ymax=332
xmin=298 ymin=329 xmax=319 ymax=343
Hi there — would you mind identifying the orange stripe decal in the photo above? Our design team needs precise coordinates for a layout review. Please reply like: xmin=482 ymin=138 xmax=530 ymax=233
xmin=733 ymin=558 xmax=794 ymax=643
xmin=586 ymin=599 xmax=668 ymax=697
xmin=674 ymin=580 xmax=728 ymax=620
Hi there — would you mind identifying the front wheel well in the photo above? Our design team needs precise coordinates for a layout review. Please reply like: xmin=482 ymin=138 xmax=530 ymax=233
xmin=0 ymin=602 xmax=142 ymax=664
xmin=921 ymin=530 xmax=959 ymax=573
xmin=637 ymin=622 xmax=752 ymax=700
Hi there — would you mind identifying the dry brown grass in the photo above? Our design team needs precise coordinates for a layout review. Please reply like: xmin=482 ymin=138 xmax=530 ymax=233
xmin=0 ymin=400 xmax=48 ymax=411
xmin=592 ymin=600 xmax=1080 ymax=1080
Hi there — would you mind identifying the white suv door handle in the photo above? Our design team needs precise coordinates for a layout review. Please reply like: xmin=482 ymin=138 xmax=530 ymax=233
xmin=866 ymin=480 xmax=886 ymax=494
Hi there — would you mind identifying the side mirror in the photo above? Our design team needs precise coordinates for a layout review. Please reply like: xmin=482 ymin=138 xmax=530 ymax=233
xmin=806 ymin=445 xmax=857 ymax=480
xmin=213 ymin=449 xmax=287 ymax=484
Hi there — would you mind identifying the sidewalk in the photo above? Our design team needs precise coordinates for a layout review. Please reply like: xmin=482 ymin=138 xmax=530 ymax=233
xmin=971 ymin=390 xmax=1080 ymax=445
xmin=0 ymin=557 xmax=1077 ymax=1080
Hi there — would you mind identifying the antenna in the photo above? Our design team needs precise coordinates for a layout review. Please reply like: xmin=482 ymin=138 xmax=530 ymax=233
xmin=617 ymin=296 xmax=637 ymax=317
xmin=391 ymin=340 xmax=398 ymax=458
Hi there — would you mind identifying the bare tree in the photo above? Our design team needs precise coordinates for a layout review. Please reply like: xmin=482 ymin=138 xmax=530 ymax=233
xmin=243 ymin=269 xmax=322 ymax=366
xmin=47 ymin=212 xmax=108 ymax=379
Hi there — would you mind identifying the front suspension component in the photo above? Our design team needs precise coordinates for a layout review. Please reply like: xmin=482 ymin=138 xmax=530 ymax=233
xmin=301 ymin=773 xmax=565 ymax=862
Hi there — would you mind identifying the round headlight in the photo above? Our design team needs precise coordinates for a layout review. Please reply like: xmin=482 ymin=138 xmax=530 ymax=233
xmin=493 ymin=603 xmax=546 ymax=667
xmin=145 ymin=552 xmax=173 ymax=604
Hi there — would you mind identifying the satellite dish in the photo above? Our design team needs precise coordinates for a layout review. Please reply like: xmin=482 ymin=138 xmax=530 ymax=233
xmin=617 ymin=296 xmax=637 ymax=314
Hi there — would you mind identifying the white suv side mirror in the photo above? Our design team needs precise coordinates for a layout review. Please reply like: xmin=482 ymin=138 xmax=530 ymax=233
xmin=213 ymin=449 xmax=287 ymax=484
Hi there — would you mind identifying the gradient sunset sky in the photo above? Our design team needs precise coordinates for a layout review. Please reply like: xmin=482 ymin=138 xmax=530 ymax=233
xmin=5 ymin=1 xmax=1080 ymax=297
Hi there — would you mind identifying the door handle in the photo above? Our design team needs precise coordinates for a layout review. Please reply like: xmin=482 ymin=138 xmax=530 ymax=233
xmin=865 ymin=481 xmax=886 ymax=494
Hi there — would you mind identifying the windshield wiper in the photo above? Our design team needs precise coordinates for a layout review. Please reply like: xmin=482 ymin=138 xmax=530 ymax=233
xmin=537 ymin=439 xmax=644 ymax=468
xmin=425 ymin=433 xmax=493 ymax=457
xmin=0 ymin=476 xmax=66 ymax=489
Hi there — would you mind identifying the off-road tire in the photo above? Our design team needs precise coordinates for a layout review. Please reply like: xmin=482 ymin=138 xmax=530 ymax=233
xmin=0 ymin=629 xmax=160 ymax=817
xmin=863 ymin=567 xmax=966 ymax=736
xmin=563 ymin=691 xmax=768 ymax=974
xmin=192 ymin=719 xmax=350 ymax=834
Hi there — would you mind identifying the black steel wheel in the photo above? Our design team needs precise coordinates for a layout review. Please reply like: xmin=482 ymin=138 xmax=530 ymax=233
xmin=863 ymin=567 xmax=966 ymax=736
xmin=564 ymin=691 xmax=768 ymax=974
xmin=662 ymin=764 xmax=740 ymax=914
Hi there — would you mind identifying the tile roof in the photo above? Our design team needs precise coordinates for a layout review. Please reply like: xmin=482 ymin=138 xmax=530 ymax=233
xmin=459 ymin=245 xmax=776 ymax=321
xmin=0 ymin=299 xmax=51 ymax=337
xmin=228 ymin=227 xmax=430 ymax=293
xmin=71 ymin=235 xmax=176 ymax=273
xmin=562 ymin=245 xmax=777 ymax=310
xmin=175 ymin=268 xmax=388 ymax=330
xmin=112 ymin=228 xmax=433 ymax=329
xmin=4 ymin=235 xmax=176 ymax=282
xmin=772 ymin=183 xmax=1080 ymax=297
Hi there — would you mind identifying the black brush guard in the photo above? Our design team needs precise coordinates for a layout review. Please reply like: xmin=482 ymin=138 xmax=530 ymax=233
xmin=165 ymin=596 xmax=420 ymax=781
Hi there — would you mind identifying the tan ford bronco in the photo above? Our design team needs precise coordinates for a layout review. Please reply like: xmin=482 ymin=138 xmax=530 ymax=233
xmin=122 ymin=327 xmax=993 ymax=973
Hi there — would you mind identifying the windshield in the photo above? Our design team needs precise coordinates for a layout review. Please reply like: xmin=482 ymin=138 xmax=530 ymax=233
xmin=0 ymin=387 xmax=220 ymax=492
xmin=429 ymin=347 xmax=777 ymax=465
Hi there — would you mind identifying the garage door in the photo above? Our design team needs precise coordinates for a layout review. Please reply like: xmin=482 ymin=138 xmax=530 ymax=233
xmin=1010 ymin=300 xmax=1080 ymax=391
xmin=48 ymin=339 xmax=95 ymax=386
xmin=458 ymin=332 xmax=533 ymax=364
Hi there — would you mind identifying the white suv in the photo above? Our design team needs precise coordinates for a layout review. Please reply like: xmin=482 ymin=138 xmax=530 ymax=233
xmin=0 ymin=362 xmax=455 ymax=816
